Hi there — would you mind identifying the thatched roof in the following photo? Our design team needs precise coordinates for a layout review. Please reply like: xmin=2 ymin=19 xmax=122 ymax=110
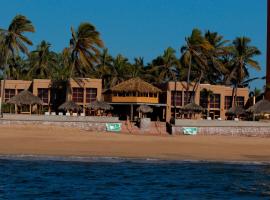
xmin=58 ymin=101 xmax=82 ymax=112
xmin=181 ymin=102 xmax=204 ymax=113
xmin=246 ymin=99 xmax=270 ymax=114
xmin=226 ymin=106 xmax=246 ymax=116
xmin=136 ymin=104 xmax=153 ymax=113
xmin=7 ymin=90 xmax=43 ymax=105
xmin=86 ymin=101 xmax=113 ymax=111
xmin=110 ymin=78 xmax=161 ymax=93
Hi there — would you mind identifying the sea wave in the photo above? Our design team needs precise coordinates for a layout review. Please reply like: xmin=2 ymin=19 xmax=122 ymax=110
xmin=0 ymin=154 xmax=269 ymax=165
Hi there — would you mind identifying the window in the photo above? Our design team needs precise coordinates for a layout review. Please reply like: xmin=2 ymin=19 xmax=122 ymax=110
xmin=184 ymin=91 xmax=194 ymax=105
xmin=224 ymin=96 xmax=232 ymax=110
xmin=72 ymin=88 xmax=84 ymax=103
xmin=236 ymin=96 xmax=245 ymax=107
xmin=199 ymin=92 xmax=208 ymax=108
xmin=210 ymin=94 xmax=220 ymax=109
xmin=171 ymin=91 xmax=182 ymax=106
xmin=38 ymin=88 xmax=49 ymax=104
xmin=224 ymin=96 xmax=245 ymax=109
xmin=17 ymin=89 xmax=24 ymax=94
xmin=4 ymin=89 xmax=15 ymax=102
xmin=86 ymin=88 xmax=97 ymax=103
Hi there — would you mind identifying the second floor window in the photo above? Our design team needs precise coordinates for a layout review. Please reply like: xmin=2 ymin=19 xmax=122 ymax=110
xmin=86 ymin=88 xmax=97 ymax=103
xmin=72 ymin=88 xmax=84 ymax=103
xmin=171 ymin=91 xmax=182 ymax=106
xmin=38 ymin=88 xmax=49 ymax=104
xmin=210 ymin=94 xmax=220 ymax=109
xmin=5 ymin=89 xmax=15 ymax=102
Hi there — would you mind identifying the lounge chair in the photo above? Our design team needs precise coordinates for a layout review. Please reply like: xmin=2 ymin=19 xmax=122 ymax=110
xmin=80 ymin=113 xmax=85 ymax=117
xmin=45 ymin=112 xmax=50 ymax=116
xmin=72 ymin=113 xmax=78 ymax=116
xmin=58 ymin=112 xmax=63 ymax=116
xmin=51 ymin=112 xmax=56 ymax=116
xmin=65 ymin=112 xmax=71 ymax=116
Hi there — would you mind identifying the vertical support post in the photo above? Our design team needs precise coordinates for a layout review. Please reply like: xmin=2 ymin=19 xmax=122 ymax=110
xmin=266 ymin=0 xmax=270 ymax=100
xmin=130 ymin=104 xmax=133 ymax=121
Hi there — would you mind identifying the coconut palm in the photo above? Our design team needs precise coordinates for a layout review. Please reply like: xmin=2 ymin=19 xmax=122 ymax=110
xmin=109 ymin=54 xmax=131 ymax=87
xmin=69 ymin=22 xmax=104 ymax=78
xmin=180 ymin=29 xmax=211 ymax=100
xmin=204 ymin=31 xmax=229 ymax=84
xmin=200 ymin=88 xmax=214 ymax=118
xmin=28 ymin=40 xmax=58 ymax=79
xmin=0 ymin=15 xmax=35 ymax=115
xmin=225 ymin=37 xmax=261 ymax=107
xmin=94 ymin=48 xmax=114 ymax=89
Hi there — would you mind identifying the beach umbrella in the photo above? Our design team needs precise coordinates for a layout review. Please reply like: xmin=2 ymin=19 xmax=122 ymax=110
xmin=58 ymin=101 xmax=82 ymax=112
xmin=7 ymin=90 xmax=43 ymax=106
xmin=136 ymin=104 xmax=153 ymax=113
xmin=86 ymin=100 xmax=113 ymax=111
xmin=246 ymin=99 xmax=270 ymax=114
xmin=181 ymin=102 xmax=204 ymax=113
xmin=226 ymin=106 xmax=246 ymax=116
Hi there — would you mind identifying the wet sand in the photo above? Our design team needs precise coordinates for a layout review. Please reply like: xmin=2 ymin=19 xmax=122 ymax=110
xmin=1 ymin=125 xmax=270 ymax=162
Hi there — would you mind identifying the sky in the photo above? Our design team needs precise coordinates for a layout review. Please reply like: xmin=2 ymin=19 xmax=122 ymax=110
xmin=0 ymin=0 xmax=267 ymax=90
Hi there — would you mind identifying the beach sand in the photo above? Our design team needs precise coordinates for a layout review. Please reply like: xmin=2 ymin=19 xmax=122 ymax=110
xmin=1 ymin=125 xmax=270 ymax=162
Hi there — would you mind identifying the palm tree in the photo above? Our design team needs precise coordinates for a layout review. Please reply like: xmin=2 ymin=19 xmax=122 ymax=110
xmin=94 ymin=48 xmax=113 ymax=89
xmin=28 ymin=40 xmax=58 ymax=79
xmin=109 ymin=54 xmax=131 ymax=87
xmin=225 ymin=37 xmax=261 ymax=107
xmin=129 ymin=57 xmax=144 ymax=79
xmin=200 ymin=88 xmax=213 ymax=118
xmin=69 ymin=22 xmax=104 ymax=78
xmin=0 ymin=15 xmax=35 ymax=115
xmin=180 ymin=29 xmax=211 ymax=101
xmin=204 ymin=31 xmax=229 ymax=84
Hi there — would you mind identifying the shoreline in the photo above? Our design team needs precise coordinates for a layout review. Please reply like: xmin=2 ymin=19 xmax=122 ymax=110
xmin=1 ymin=124 xmax=270 ymax=162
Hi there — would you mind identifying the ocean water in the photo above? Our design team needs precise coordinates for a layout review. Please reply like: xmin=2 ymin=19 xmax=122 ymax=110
xmin=1 ymin=156 xmax=270 ymax=199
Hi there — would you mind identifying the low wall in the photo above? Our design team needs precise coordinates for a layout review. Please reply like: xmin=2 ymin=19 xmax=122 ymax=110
xmin=0 ymin=114 xmax=121 ymax=132
xmin=2 ymin=114 xmax=119 ymax=123
xmin=170 ymin=125 xmax=270 ymax=137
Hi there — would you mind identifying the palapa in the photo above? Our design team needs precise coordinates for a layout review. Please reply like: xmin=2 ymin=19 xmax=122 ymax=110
xmin=181 ymin=102 xmax=204 ymax=113
xmin=58 ymin=101 xmax=82 ymax=111
xmin=110 ymin=78 xmax=161 ymax=93
xmin=86 ymin=100 xmax=113 ymax=111
xmin=246 ymin=99 xmax=270 ymax=114
xmin=226 ymin=106 xmax=246 ymax=116
xmin=7 ymin=90 xmax=43 ymax=106
xmin=136 ymin=104 xmax=153 ymax=113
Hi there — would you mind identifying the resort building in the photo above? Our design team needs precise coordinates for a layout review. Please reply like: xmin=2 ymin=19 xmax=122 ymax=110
xmin=165 ymin=81 xmax=249 ymax=121
xmin=104 ymin=78 xmax=166 ymax=121
xmin=0 ymin=78 xmax=102 ymax=114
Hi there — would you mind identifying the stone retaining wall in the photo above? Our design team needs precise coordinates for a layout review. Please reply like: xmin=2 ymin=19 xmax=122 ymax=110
xmin=170 ymin=125 xmax=270 ymax=137
xmin=0 ymin=119 xmax=122 ymax=132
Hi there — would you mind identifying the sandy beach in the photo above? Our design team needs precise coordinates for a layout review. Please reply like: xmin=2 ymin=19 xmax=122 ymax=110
xmin=1 ymin=125 xmax=270 ymax=162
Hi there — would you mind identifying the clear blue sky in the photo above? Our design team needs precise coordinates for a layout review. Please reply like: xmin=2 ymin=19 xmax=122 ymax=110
xmin=0 ymin=0 xmax=267 ymax=90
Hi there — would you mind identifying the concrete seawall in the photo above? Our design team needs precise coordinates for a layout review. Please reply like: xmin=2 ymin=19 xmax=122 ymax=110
xmin=169 ymin=119 xmax=270 ymax=137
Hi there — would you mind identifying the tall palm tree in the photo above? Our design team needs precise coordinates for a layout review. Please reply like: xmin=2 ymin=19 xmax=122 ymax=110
xmin=0 ymin=15 xmax=35 ymax=115
xmin=109 ymin=54 xmax=131 ymax=87
xmin=28 ymin=40 xmax=57 ymax=79
xmin=180 ymin=29 xmax=211 ymax=101
xmin=69 ymin=22 xmax=104 ymax=78
xmin=200 ymin=88 xmax=213 ymax=118
xmin=204 ymin=31 xmax=229 ymax=84
xmin=94 ymin=48 xmax=113 ymax=89
xmin=225 ymin=37 xmax=261 ymax=107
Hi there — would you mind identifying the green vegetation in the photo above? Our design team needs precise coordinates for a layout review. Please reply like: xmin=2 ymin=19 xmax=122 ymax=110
xmin=0 ymin=14 xmax=263 ymax=96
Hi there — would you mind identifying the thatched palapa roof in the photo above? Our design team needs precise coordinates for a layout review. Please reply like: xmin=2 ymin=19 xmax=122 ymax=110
xmin=246 ymin=99 xmax=270 ymax=114
xmin=86 ymin=101 xmax=113 ymax=111
xmin=110 ymin=78 xmax=161 ymax=93
xmin=58 ymin=101 xmax=82 ymax=111
xmin=7 ymin=90 xmax=43 ymax=105
xmin=181 ymin=102 xmax=204 ymax=113
xmin=226 ymin=106 xmax=246 ymax=116
xmin=137 ymin=104 xmax=153 ymax=113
